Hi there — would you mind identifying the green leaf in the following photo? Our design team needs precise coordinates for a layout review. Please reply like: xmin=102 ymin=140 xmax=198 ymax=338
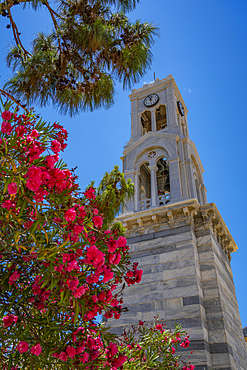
xmin=18 ymin=199 xmax=27 ymax=217
xmin=3 ymin=175 xmax=13 ymax=194
xmin=74 ymin=301 xmax=79 ymax=323
xmin=41 ymin=278 xmax=50 ymax=289
xmin=14 ymin=350 xmax=20 ymax=365
xmin=59 ymin=291 xmax=64 ymax=305
xmin=7 ymin=354 xmax=13 ymax=370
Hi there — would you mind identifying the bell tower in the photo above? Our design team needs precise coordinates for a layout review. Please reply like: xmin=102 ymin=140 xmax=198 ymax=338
xmin=123 ymin=74 xmax=207 ymax=213
xmin=108 ymin=75 xmax=247 ymax=370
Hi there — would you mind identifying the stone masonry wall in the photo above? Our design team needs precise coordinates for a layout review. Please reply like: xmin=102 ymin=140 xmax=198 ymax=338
xmin=107 ymin=207 xmax=247 ymax=370
xmin=195 ymin=215 xmax=247 ymax=370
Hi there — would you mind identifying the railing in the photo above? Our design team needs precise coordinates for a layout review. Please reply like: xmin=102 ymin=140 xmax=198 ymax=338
xmin=139 ymin=198 xmax=151 ymax=210
xmin=139 ymin=193 xmax=170 ymax=211
xmin=158 ymin=193 xmax=170 ymax=206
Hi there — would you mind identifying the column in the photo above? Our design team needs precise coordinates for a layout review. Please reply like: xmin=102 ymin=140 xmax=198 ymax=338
xmin=134 ymin=170 xmax=140 ymax=212
xmin=151 ymin=110 xmax=156 ymax=131
xmin=124 ymin=170 xmax=135 ymax=213
xmin=168 ymin=159 xmax=182 ymax=201
xmin=148 ymin=164 xmax=158 ymax=207
xmin=185 ymin=159 xmax=197 ymax=200
xmin=197 ymin=184 xmax=203 ymax=205
xmin=177 ymin=139 xmax=188 ymax=199
xmin=137 ymin=114 xmax=142 ymax=137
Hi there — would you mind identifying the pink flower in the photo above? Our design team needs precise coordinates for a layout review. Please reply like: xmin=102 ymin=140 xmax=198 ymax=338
xmin=8 ymin=182 xmax=17 ymax=195
xmin=73 ymin=285 xmax=86 ymax=298
xmin=107 ymin=343 xmax=119 ymax=356
xmin=3 ymin=314 xmax=18 ymax=327
xmin=111 ymin=299 xmax=119 ymax=307
xmin=31 ymin=129 xmax=39 ymax=138
xmin=64 ymin=208 xmax=76 ymax=222
xmin=26 ymin=166 xmax=42 ymax=192
xmin=1 ymin=110 xmax=12 ymax=120
xmin=67 ymin=277 xmax=79 ymax=291
xmin=66 ymin=346 xmax=76 ymax=359
xmin=17 ymin=341 xmax=29 ymax=353
xmin=9 ymin=271 xmax=20 ymax=285
xmin=67 ymin=260 xmax=79 ymax=272
xmin=1 ymin=121 xmax=12 ymax=135
xmin=58 ymin=352 xmax=68 ymax=361
xmin=103 ymin=268 xmax=113 ymax=282
xmin=79 ymin=352 xmax=89 ymax=363
xmin=84 ymin=187 xmax=95 ymax=200
xmin=46 ymin=155 xmax=57 ymax=169
xmin=86 ymin=272 xmax=100 ymax=284
xmin=139 ymin=320 xmax=144 ymax=326
xmin=30 ymin=343 xmax=42 ymax=356
xmin=180 ymin=336 xmax=190 ymax=348
xmin=51 ymin=140 xmax=61 ymax=154
xmin=109 ymin=252 xmax=121 ymax=265
xmin=117 ymin=236 xmax=127 ymax=248
xmin=86 ymin=245 xmax=105 ymax=268
xmin=92 ymin=215 xmax=103 ymax=228
xmin=113 ymin=355 xmax=127 ymax=367
xmin=63 ymin=253 xmax=72 ymax=263
xmin=156 ymin=324 xmax=162 ymax=330
xmin=135 ymin=269 xmax=143 ymax=283
xmin=2 ymin=200 xmax=15 ymax=210
xmin=171 ymin=347 xmax=175 ymax=354
xmin=107 ymin=238 xmax=118 ymax=253
xmin=73 ymin=224 xmax=84 ymax=234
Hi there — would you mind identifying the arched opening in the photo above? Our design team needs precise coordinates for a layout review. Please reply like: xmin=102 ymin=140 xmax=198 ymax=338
xmin=156 ymin=105 xmax=167 ymax=131
xmin=157 ymin=157 xmax=170 ymax=205
xmin=141 ymin=111 xmax=151 ymax=135
xmin=139 ymin=162 xmax=151 ymax=210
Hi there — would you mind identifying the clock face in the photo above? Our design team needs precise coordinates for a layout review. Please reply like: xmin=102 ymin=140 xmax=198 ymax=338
xmin=143 ymin=94 xmax=159 ymax=107
xmin=177 ymin=101 xmax=185 ymax=116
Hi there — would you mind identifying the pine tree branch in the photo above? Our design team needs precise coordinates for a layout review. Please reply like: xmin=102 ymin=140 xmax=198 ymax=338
xmin=6 ymin=6 xmax=31 ymax=58
xmin=0 ymin=88 xmax=29 ymax=112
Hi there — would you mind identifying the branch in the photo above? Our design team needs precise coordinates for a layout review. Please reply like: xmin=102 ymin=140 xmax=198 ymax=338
xmin=0 ymin=88 xmax=29 ymax=112
xmin=43 ymin=0 xmax=62 ymax=52
xmin=7 ymin=6 xmax=31 ymax=58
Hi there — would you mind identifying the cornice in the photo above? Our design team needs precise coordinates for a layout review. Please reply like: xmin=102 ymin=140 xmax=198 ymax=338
xmin=115 ymin=200 xmax=237 ymax=260
xmin=123 ymin=131 xmax=180 ymax=156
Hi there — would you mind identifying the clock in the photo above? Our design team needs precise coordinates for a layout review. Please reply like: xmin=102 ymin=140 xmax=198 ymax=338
xmin=143 ymin=94 xmax=159 ymax=107
xmin=177 ymin=101 xmax=185 ymax=116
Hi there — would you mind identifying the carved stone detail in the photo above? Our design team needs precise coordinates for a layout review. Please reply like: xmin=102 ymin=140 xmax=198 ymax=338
xmin=201 ymin=211 xmax=214 ymax=229
xmin=147 ymin=150 xmax=157 ymax=159
xmin=182 ymin=207 xmax=197 ymax=226
xmin=115 ymin=202 xmax=237 ymax=264
xmin=167 ymin=211 xmax=175 ymax=228
xmin=137 ymin=218 xmax=145 ymax=234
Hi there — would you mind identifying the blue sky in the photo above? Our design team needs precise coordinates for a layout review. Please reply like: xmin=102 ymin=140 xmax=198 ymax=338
xmin=1 ymin=1 xmax=247 ymax=326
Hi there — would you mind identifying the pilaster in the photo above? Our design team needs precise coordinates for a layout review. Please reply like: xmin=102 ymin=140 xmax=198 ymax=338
xmin=166 ymin=85 xmax=178 ymax=127
xmin=168 ymin=159 xmax=182 ymax=201
xmin=148 ymin=164 xmax=158 ymax=207
xmin=131 ymin=98 xmax=138 ymax=138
